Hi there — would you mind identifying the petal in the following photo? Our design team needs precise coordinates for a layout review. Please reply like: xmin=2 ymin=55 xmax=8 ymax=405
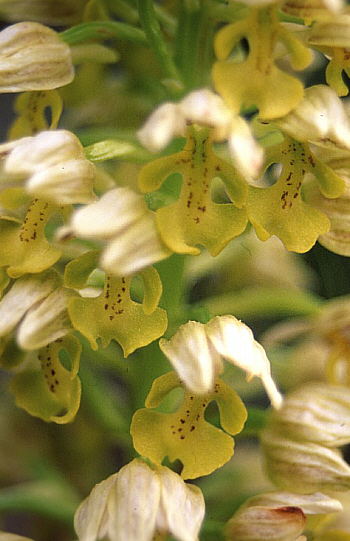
xmin=206 ymin=315 xmax=283 ymax=409
xmin=130 ymin=372 xmax=247 ymax=479
xmin=244 ymin=491 xmax=343 ymax=515
xmin=68 ymin=273 xmax=167 ymax=356
xmin=159 ymin=320 xmax=222 ymax=395
xmin=158 ymin=467 xmax=205 ymax=541
xmin=107 ymin=460 xmax=161 ymax=541
xmin=9 ymin=89 xmax=63 ymax=139
xmin=11 ymin=334 xmax=82 ymax=423
xmin=225 ymin=505 xmax=306 ymax=541
xmin=0 ymin=269 xmax=60 ymax=337
xmin=138 ymin=102 xmax=186 ymax=153
xmin=17 ymin=286 xmax=76 ymax=350
xmin=100 ymin=208 xmax=171 ymax=276
xmin=74 ymin=473 xmax=119 ymax=541
xmin=65 ymin=187 xmax=148 ymax=240
xmin=303 ymin=174 xmax=350 ymax=255
xmin=5 ymin=130 xmax=85 ymax=177
xmin=26 ymin=159 xmax=96 ymax=205
xmin=261 ymin=431 xmax=350 ymax=492
xmin=0 ymin=199 xmax=62 ymax=278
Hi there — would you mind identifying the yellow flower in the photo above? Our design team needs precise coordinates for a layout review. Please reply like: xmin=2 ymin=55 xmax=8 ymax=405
xmin=139 ymin=125 xmax=248 ymax=256
xmin=212 ymin=5 xmax=312 ymax=120
xmin=130 ymin=371 xmax=247 ymax=479
xmin=246 ymin=136 xmax=344 ymax=253
xmin=65 ymin=256 xmax=168 ymax=357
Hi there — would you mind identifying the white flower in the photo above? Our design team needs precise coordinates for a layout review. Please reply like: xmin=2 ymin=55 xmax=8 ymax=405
xmin=0 ymin=130 xmax=96 ymax=205
xmin=74 ymin=459 xmax=205 ymax=541
xmin=59 ymin=187 xmax=171 ymax=276
xmin=160 ymin=315 xmax=283 ymax=408
xmin=0 ymin=22 xmax=74 ymax=92
xmin=138 ymin=89 xmax=263 ymax=180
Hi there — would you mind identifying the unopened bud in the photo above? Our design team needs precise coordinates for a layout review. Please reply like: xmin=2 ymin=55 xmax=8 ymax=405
xmin=261 ymin=431 xmax=350 ymax=493
xmin=225 ymin=504 xmax=306 ymax=541
xmin=269 ymin=382 xmax=350 ymax=447
xmin=0 ymin=22 xmax=74 ymax=92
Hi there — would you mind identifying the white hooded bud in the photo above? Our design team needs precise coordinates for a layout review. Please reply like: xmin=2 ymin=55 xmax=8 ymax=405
xmin=17 ymin=286 xmax=76 ymax=350
xmin=0 ymin=22 xmax=74 ymax=92
xmin=0 ymin=534 xmax=35 ymax=541
xmin=0 ymin=270 xmax=60 ymax=337
xmin=74 ymin=459 xmax=205 ymax=541
xmin=100 ymin=206 xmax=171 ymax=276
xmin=206 ymin=315 xmax=283 ymax=409
xmin=0 ymin=130 xmax=96 ymax=205
xmin=225 ymin=504 xmax=306 ymax=541
xmin=261 ymin=431 xmax=350 ymax=493
xmin=159 ymin=320 xmax=223 ymax=395
xmin=269 ymin=382 xmax=350 ymax=447
xmin=243 ymin=491 xmax=343 ymax=515
xmin=59 ymin=187 xmax=170 ymax=275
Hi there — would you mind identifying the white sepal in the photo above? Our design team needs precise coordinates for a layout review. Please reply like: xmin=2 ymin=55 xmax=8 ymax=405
xmin=159 ymin=321 xmax=222 ymax=395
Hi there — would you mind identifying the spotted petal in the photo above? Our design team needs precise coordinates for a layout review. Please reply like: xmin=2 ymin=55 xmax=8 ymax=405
xmin=11 ymin=334 xmax=81 ymax=424
xmin=130 ymin=371 xmax=247 ymax=479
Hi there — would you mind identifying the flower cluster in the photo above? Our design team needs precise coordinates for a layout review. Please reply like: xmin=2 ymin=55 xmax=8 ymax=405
xmin=1 ymin=1 xmax=350 ymax=541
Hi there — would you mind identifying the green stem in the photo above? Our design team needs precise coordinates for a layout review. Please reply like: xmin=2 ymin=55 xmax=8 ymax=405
xmin=175 ymin=0 xmax=205 ymax=89
xmin=137 ymin=0 xmax=182 ymax=85
xmin=156 ymin=253 xmax=187 ymax=319
xmin=60 ymin=21 xmax=147 ymax=46
xmin=0 ymin=480 xmax=79 ymax=525
xmin=79 ymin=361 xmax=132 ymax=443
xmin=195 ymin=286 xmax=323 ymax=320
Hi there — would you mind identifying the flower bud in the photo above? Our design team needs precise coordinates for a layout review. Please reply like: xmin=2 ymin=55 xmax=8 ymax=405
xmin=17 ymin=286 xmax=76 ymax=350
xmin=59 ymin=187 xmax=170 ymax=275
xmin=0 ymin=270 xmax=60 ymax=338
xmin=0 ymin=270 xmax=75 ymax=350
xmin=74 ymin=459 xmax=205 ymax=541
xmin=269 ymin=382 xmax=350 ymax=447
xmin=261 ymin=431 xmax=350 ymax=493
xmin=0 ymin=22 xmax=74 ymax=92
xmin=159 ymin=320 xmax=223 ymax=395
xmin=0 ymin=130 xmax=96 ymax=205
xmin=243 ymin=491 xmax=342 ymax=515
xmin=225 ymin=504 xmax=306 ymax=541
